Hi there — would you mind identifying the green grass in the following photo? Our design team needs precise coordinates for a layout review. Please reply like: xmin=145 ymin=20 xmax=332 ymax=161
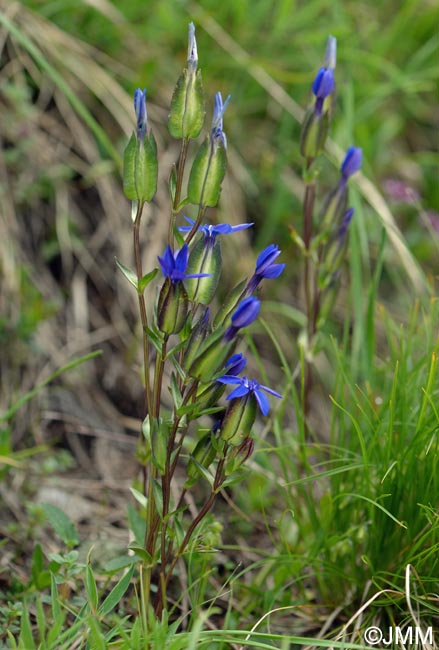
xmin=1 ymin=0 xmax=438 ymax=647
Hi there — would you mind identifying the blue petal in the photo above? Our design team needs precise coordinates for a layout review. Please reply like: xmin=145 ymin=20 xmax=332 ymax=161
xmin=175 ymin=244 xmax=189 ymax=274
xmin=254 ymin=389 xmax=270 ymax=416
xmin=227 ymin=385 xmax=250 ymax=400
xmin=217 ymin=375 xmax=243 ymax=385
xmin=230 ymin=223 xmax=254 ymax=233
xmin=262 ymin=263 xmax=285 ymax=279
xmin=260 ymin=384 xmax=282 ymax=399
xmin=256 ymin=245 xmax=281 ymax=273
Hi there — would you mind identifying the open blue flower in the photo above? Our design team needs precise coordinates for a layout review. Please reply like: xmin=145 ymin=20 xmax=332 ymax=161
xmin=158 ymin=244 xmax=211 ymax=283
xmin=179 ymin=217 xmax=253 ymax=247
xmin=217 ymin=375 xmax=282 ymax=416
xmin=247 ymin=244 xmax=285 ymax=293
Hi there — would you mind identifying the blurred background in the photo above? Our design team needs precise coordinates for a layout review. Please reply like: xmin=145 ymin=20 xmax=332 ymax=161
xmin=0 ymin=0 xmax=437 ymax=541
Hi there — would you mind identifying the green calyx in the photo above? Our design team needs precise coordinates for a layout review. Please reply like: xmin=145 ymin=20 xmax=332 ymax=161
xmin=123 ymin=132 xmax=158 ymax=203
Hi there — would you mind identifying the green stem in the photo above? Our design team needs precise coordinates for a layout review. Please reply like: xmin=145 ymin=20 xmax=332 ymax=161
xmin=168 ymin=137 xmax=190 ymax=248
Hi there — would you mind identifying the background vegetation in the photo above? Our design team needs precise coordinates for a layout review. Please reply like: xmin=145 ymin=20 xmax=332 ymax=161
xmin=0 ymin=0 xmax=438 ymax=647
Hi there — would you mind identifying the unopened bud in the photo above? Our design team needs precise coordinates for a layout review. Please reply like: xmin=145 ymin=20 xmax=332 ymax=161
xmin=220 ymin=394 xmax=257 ymax=446
xmin=157 ymin=278 xmax=189 ymax=334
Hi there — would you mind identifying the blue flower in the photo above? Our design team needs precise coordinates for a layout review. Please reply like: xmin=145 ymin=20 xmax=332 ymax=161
xmin=224 ymin=296 xmax=260 ymax=342
xmin=217 ymin=375 xmax=282 ymax=416
xmin=179 ymin=217 xmax=253 ymax=247
xmin=158 ymin=244 xmax=212 ymax=283
xmin=225 ymin=353 xmax=247 ymax=376
xmin=211 ymin=91 xmax=231 ymax=149
xmin=312 ymin=67 xmax=335 ymax=100
xmin=341 ymin=147 xmax=362 ymax=181
xmin=134 ymin=88 xmax=147 ymax=141
xmin=247 ymin=244 xmax=285 ymax=293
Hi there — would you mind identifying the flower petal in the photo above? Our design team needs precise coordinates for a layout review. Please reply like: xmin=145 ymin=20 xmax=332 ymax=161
xmin=217 ymin=375 xmax=243 ymax=385
xmin=227 ymin=385 xmax=250 ymax=400
xmin=260 ymin=384 xmax=282 ymax=399
xmin=262 ymin=263 xmax=285 ymax=279
xmin=254 ymin=389 xmax=270 ymax=416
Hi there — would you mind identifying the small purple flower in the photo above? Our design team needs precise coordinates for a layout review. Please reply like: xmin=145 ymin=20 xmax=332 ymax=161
xmin=134 ymin=88 xmax=147 ymax=140
xmin=225 ymin=353 xmax=247 ymax=376
xmin=217 ymin=375 xmax=282 ymax=416
xmin=224 ymin=296 xmax=260 ymax=342
xmin=312 ymin=67 xmax=335 ymax=99
xmin=211 ymin=91 xmax=231 ymax=149
xmin=158 ymin=244 xmax=211 ymax=283
xmin=247 ymin=244 xmax=285 ymax=293
xmin=179 ymin=217 xmax=253 ymax=247
xmin=187 ymin=22 xmax=198 ymax=71
xmin=341 ymin=147 xmax=362 ymax=181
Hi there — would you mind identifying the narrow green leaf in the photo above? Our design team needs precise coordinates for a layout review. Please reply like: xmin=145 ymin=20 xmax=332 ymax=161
xmin=129 ymin=487 xmax=148 ymax=510
xmin=85 ymin=563 xmax=99 ymax=613
xmin=18 ymin=603 xmax=35 ymax=650
xmin=138 ymin=268 xmax=158 ymax=294
xmin=87 ymin=616 xmax=106 ymax=650
xmin=99 ymin=564 xmax=135 ymax=617
xmin=152 ymin=478 xmax=164 ymax=519
xmin=115 ymin=257 xmax=138 ymax=290
xmin=127 ymin=545 xmax=153 ymax=564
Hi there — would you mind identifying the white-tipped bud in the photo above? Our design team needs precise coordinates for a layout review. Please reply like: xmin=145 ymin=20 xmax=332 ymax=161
xmin=324 ymin=35 xmax=337 ymax=70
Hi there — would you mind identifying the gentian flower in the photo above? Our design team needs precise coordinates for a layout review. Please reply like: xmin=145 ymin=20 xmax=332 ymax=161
xmin=179 ymin=217 xmax=253 ymax=248
xmin=211 ymin=91 xmax=231 ymax=149
xmin=311 ymin=35 xmax=336 ymax=116
xmin=340 ymin=146 xmax=363 ymax=183
xmin=134 ymin=88 xmax=147 ymax=141
xmin=225 ymin=353 xmax=247 ymax=376
xmin=158 ymin=244 xmax=211 ymax=283
xmin=217 ymin=375 xmax=282 ymax=417
xmin=247 ymin=244 xmax=285 ymax=293
xmin=224 ymin=296 xmax=260 ymax=342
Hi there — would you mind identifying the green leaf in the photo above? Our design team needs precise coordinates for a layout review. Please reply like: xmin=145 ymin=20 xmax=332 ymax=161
xmin=42 ymin=503 xmax=79 ymax=547
xmin=87 ymin=616 xmax=107 ymax=650
xmin=152 ymin=478 xmax=164 ymax=518
xmin=99 ymin=565 xmax=135 ymax=617
xmin=85 ymin=563 xmax=99 ymax=612
xmin=127 ymin=545 xmax=153 ymax=565
xmin=18 ymin=603 xmax=35 ymax=650
xmin=103 ymin=555 xmax=137 ymax=573
xmin=138 ymin=268 xmax=158 ymax=293
xmin=115 ymin=257 xmax=138 ymax=290
xmin=169 ymin=373 xmax=183 ymax=409
xmin=129 ymin=487 xmax=148 ymax=510
xmin=127 ymin=503 xmax=146 ymax=547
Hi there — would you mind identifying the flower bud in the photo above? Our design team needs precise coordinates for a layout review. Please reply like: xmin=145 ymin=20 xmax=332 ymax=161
xmin=157 ymin=278 xmax=189 ymax=334
xmin=168 ymin=23 xmax=205 ymax=139
xmin=185 ymin=431 xmax=217 ymax=488
xmin=187 ymin=137 xmax=227 ymax=207
xmin=188 ymin=328 xmax=233 ymax=382
xmin=213 ymin=279 xmax=247 ymax=328
xmin=123 ymin=89 xmax=158 ymax=203
xmin=225 ymin=437 xmax=254 ymax=474
xmin=183 ymin=308 xmax=211 ymax=370
xmin=185 ymin=235 xmax=222 ymax=304
xmin=224 ymin=296 xmax=260 ymax=342
xmin=123 ymin=131 xmax=158 ymax=203
xmin=341 ymin=146 xmax=363 ymax=180
xmin=300 ymin=108 xmax=330 ymax=159
xmin=220 ymin=394 xmax=257 ymax=446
